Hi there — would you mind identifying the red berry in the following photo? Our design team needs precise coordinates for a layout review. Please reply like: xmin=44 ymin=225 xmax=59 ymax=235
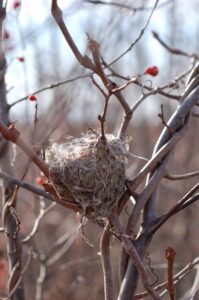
xmin=3 ymin=30 xmax=10 ymax=40
xmin=28 ymin=95 xmax=37 ymax=101
xmin=36 ymin=176 xmax=45 ymax=185
xmin=17 ymin=56 xmax=24 ymax=62
xmin=144 ymin=66 xmax=159 ymax=77
xmin=12 ymin=0 xmax=21 ymax=9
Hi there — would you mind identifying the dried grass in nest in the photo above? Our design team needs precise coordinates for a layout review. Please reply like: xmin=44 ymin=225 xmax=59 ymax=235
xmin=46 ymin=132 xmax=129 ymax=218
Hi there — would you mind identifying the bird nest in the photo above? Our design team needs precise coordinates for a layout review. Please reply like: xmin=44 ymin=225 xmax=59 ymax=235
xmin=46 ymin=132 xmax=129 ymax=218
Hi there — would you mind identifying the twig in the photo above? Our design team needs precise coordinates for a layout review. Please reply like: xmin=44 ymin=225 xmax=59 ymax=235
xmin=88 ymin=37 xmax=109 ymax=86
xmin=47 ymin=234 xmax=77 ymax=267
xmin=84 ymin=0 xmax=141 ymax=12
xmin=8 ymin=248 xmax=32 ymax=299
xmin=109 ymin=213 xmax=161 ymax=300
xmin=0 ymin=171 xmax=53 ymax=200
xmin=51 ymin=0 xmax=96 ymax=71
xmin=151 ymin=182 xmax=199 ymax=234
xmin=158 ymin=104 xmax=174 ymax=137
xmin=35 ymin=257 xmax=47 ymax=300
xmin=127 ymin=154 xmax=171 ymax=234
xmin=134 ymin=257 xmax=199 ymax=299
xmin=60 ymin=254 xmax=100 ymax=270
xmin=165 ymin=247 xmax=176 ymax=300
xmin=32 ymin=100 xmax=39 ymax=144
xmin=100 ymin=221 xmax=114 ymax=300
xmin=108 ymin=0 xmax=159 ymax=66
xmin=165 ymin=170 xmax=199 ymax=180
xmin=46 ymin=225 xmax=78 ymax=258
xmin=85 ymin=0 xmax=172 ymax=12
xmin=127 ymin=118 xmax=189 ymax=193
xmin=10 ymin=73 xmax=91 ymax=108
xmin=0 ymin=123 xmax=49 ymax=177
xmin=98 ymin=94 xmax=110 ymax=138
xmin=152 ymin=31 xmax=199 ymax=59
xmin=88 ymin=37 xmax=133 ymax=138
xmin=104 ymin=58 xmax=192 ymax=102
xmin=91 ymin=75 xmax=107 ymax=97
xmin=22 ymin=203 xmax=56 ymax=243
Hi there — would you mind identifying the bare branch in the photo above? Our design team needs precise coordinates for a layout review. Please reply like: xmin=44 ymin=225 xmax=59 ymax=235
xmin=151 ymin=182 xmax=199 ymax=234
xmin=51 ymin=0 xmax=96 ymax=71
xmin=152 ymin=31 xmax=199 ymax=59
xmin=0 ymin=171 xmax=53 ymax=200
xmin=128 ymin=118 xmax=189 ymax=193
xmin=10 ymin=73 xmax=90 ymax=108
xmin=165 ymin=170 xmax=199 ymax=180
xmin=134 ymin=257 xmax=199 ymax=299
xmin=165 ymin=247 xmax=176 ymax=300
xmin=85 ymin=0 xmax=173 ymax=13
xmin=108 ymin=0 xmax=160 ymax=66
xmin=22 ymin=203 xmax=56 ymax=243
xmin=100 ymin=221 xmax=114 ymax=300
xmin=109 ymin=214 xmax=161 ymax=300
xmin=0 ymin=123 xmax=49 ymax=177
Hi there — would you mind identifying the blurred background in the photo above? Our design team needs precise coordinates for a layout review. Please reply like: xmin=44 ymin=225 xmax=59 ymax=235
xmin=0 ymin=0 xmax=199 ymax=299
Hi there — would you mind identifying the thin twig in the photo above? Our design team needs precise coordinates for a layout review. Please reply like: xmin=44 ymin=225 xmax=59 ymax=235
xmin=22 ymin=203 xmax=56 ymax=243
xmin=165 ymin=247 xmax=176 ymax=300
xmin=108 ymin=0 xmax=159 ymax=66
xmin=10 ymin=74 xmax=90 ymax=108
xmin=151 ymin=182 xmax=199 ymax=234
xmin=127 ymin=118 xmax=189 ymax=193
xmin=152 ymin=31 xmax=199 ymax=59
xmin=165 ymin=170 xmax=199 ymax=180
xmin=85 ymin=0 xmax=172 ymax=12
xmin=134 ymin=257 xmax=199 ymax=299
xmin=109 ymin=213 xmax=161 ymax=300
xmin=158 ymin=104 xmax=174 ymax=137
xmin=0 ymin=171 xmax=53 ymax=200
xmin=100 ymin=221 xmax=114 ymax=300
xmin=98 ymin=94 xmax=111 ymax=138
xmin=51 ymin=0 xmax=96 ymax=71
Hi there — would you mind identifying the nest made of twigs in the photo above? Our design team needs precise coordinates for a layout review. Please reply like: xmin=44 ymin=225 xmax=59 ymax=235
xmin=46 ymin=132 xmax=129 ymax=217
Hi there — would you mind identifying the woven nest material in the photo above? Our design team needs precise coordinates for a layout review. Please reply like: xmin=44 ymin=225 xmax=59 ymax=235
xmin=46 ymin=132 xmax=129 ymax=217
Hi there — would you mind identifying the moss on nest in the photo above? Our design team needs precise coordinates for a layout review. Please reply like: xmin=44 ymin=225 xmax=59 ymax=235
xmin=46 ymin=132 xmax=128 ymax=217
